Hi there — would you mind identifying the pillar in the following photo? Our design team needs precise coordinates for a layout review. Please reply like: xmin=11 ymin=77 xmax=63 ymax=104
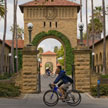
xmin=21 ymin=46 xmax=39 ymax=93
xmin=74 ymin=46 xmax=91 ymax=92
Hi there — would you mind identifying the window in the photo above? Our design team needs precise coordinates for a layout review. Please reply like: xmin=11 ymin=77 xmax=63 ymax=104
xmin=55 ymin=22 xmax=57 ymax=28
xmin=50 ymin=22 xmax=52 ymax=28
xmin=43 ymin=22 xmax=46 ymax=27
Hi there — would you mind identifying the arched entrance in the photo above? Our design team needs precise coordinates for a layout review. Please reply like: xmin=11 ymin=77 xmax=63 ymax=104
xmin=45 ymin=62 xmax=53 ymax=73
xmin=32 ymin=30 xmax=74 ymax=74
xmin=40 ymin=51 xmax=57 ymax=75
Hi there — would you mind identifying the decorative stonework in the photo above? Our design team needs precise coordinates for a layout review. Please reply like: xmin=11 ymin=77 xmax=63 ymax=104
xmin=21 ymin=46 xmax=39 ymax=93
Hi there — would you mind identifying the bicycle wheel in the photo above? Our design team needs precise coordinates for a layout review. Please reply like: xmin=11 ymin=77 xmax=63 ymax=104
xmin=43 ymin=90 xmax=59 ymax=106
xmin=66 ymin=89 xmax=81 ymax=106
xmin=43 ymin=73 xmax=48 ymax=78
xmin=50 ymin=73 xmax=56 ymax=78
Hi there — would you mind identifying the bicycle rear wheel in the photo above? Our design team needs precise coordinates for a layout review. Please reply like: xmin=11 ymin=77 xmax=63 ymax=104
xmin=43 ymin=90 xmax=59 ymax=106
xmin=66 ymin=89 xmax=81 ymax=106
xmin=50 ymin=73 xmax=56 ymax=78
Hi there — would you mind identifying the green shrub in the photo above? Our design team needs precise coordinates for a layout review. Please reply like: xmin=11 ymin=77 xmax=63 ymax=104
xmin=0 ymin=83 xmax=21 ymax=97
xmin=0 ymin=72 xmax=13 ymax=80
xmin=100 ymin=75 xmax=108 ymax=79
xmin=91 ymin=85 xmax=108 ymax=96
xmin=14 ymin=50 xmax=22 ymax=71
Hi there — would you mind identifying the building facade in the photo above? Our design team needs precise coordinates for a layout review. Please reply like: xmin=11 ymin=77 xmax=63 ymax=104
xmin=90 ymin=36 xmax=108 ymax=74
xmin=0 ymin=40 xmax=11 ymax=73
xmin=19 ymin=0 xmax=80 ymax=48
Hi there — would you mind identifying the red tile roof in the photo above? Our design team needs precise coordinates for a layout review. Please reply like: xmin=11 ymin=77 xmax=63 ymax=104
xmin=41 ymin=51 xmax=56 ymax=55
xmin=5 ymin=40 xmax=24 ymax=49
xmin=0 ymin=39 xmax=11 ymax=48
xmin=77 ymin=39 xmax=99 ymax=47
xmin=19 ymin=0 xmax=80 ymax=13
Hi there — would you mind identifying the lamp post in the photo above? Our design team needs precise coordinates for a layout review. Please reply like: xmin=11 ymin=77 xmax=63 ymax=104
xmin=78 ymin=22 xmax=84 ymax=45
xmin=27 ymin=23 xmax=33 ymax=46
xmin=8 ymin=53 xmax=12 ymax=75
xmin=38 ymin=58 xmax=41 ymax=93
xmin=15 ymin=55 xmax=18 ymax=73
xmin=92 ymin=52 xmax=95 ymax=71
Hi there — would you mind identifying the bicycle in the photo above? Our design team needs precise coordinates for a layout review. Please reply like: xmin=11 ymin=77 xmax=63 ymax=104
xmin=43 ymin=84 xmax=81 ymax=107
xmin=43 ymin=72 xmax=56 ymax=78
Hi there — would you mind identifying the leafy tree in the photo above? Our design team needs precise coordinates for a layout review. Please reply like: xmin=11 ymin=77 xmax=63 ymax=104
xmin=10 ymin=25 xmax=24 ymax=40
xmin=93 ymin=6 xmax=103 ymax=22
xmin=54 ymin=46 xmax=58 ymax=53
xmin=56 ymin=45 xmax=64 ymax=67
xmin=88 ymin=18 xmax=103 ymax=37
xmin=38 ymin=47 xmax=43 ymax=59
xmin=0 ymin=4 xmax=5 ymax=18
xmin=88 ymin=6 xmax=103 ymax=39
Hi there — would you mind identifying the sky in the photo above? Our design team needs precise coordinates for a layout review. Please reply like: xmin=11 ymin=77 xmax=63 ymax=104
xmin=0 ymin=0 xmax=108 ymax=52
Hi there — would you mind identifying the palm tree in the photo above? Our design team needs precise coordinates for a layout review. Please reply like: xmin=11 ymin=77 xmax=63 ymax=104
xmin=86 ymin=0 xmax=89 ymax=47
xmin=91 ymin=0 xmax=95 ymax=71
xmin=0 ymin=0 xmax=7 ymax=74
xmin=11 ymin=0 xmax=17 ymax=73
xmin=80 ymin=0 xmax=82 ymax=22
xmin=102 ymin=0 xmax=106 ymax=74
xmin=15 ymin=0 xmax=18 ymax=73
xmin=0 ymin=4 xmax=5 ymax=19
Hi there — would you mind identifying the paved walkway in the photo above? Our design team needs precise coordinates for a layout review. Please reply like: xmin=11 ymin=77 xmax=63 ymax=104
xmin=0 ymin=76 xmax=108 ymax=108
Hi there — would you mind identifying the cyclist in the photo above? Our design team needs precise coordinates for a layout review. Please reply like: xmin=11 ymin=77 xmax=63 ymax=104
xmin=46 ymin=67 xmax=51 ymax=76
xmin=52 ymin=66 xmax=73 ymax=99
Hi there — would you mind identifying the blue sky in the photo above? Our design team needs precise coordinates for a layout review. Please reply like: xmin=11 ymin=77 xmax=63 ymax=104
xmin=0 ymin=0 xmax=108 ymax=52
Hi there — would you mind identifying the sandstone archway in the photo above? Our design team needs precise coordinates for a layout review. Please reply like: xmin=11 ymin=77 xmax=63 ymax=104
xmin=32 ymin=30 xmax=74 ymax=74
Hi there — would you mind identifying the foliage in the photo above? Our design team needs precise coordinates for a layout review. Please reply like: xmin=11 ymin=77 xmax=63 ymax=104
xmin=32 ymin=30 xmax=74 ymax=74
xmin=93 ymin=6 xmax=103 ymax=22
xmin=91 ymin=85 xmax=108 ymax=96
xmin=0 ymin=5 xmax=5 ymax=18
xmin=10 ymin=25 xmax=24 ymax=39
xmin=0 ymin=83 xmax=21 ymax=97
xmin=0 ymin=72 xmax=13 ymax=80
xmin=87 ymin=6 xmax=103 ymax=38
xmin=38 ymin=47 xmax=44 ymax=59
xmin=54 ymin=46 xmax=59 ymax=53
xmin=88 ymin=18 xmax=103 ymax=36
xmin=14 ymin=50 xmax=22 ymax=71
xmin=56 ymin=45 xmax=64 ymax=67
xmin=100 ymin=75 xmax=108 ymax=79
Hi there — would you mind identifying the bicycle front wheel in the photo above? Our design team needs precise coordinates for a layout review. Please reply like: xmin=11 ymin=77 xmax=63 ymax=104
xmin=66 ymin=89 xmax=81 ymax=106
xmin=43 ymin=90 xmax=59 ymax=106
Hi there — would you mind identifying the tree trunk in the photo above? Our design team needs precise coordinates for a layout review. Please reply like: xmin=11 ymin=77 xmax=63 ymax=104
xmin=102 ymin=0 xmax=106 ymax=74
xmin=0 ymin=0 xmax=7 ymax=74
xmin=86 ymin=0 xmax=89 ymax=47
xmin=11 ymin=0 xmax=16 ymax=73
xmin=80 ymin=0 xmax=82 ymax=22
xmin=91 ymin=0 xmax=95 ymax=71
xmin=15 ymin=0 xmax=18 ymax=73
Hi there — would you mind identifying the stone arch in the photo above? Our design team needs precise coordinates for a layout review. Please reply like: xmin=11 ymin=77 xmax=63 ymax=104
xmin=32 ymin=30 xmax=74 ymax=74
xmin=45 ymin=62 xmax=53 ymax=72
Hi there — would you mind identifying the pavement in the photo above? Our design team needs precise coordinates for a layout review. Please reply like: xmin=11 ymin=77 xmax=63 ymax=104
xmin=0 ymin=76 xmax=108 ymax=108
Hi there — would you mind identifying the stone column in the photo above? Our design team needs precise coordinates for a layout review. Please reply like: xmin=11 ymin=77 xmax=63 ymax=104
xmin=21 ymin=46 xmax=39 ymax=93
xmin=74 ymin=46 xmax=91 ymax=92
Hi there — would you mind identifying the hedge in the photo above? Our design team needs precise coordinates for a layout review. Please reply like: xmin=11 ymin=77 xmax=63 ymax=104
xmin=91 ymin=85 xmax=108 ymax=96
xmin=0 ymin=83 xmax=21 ymax=97
xmin=32 ymin=30 xmax=74 ymax=74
